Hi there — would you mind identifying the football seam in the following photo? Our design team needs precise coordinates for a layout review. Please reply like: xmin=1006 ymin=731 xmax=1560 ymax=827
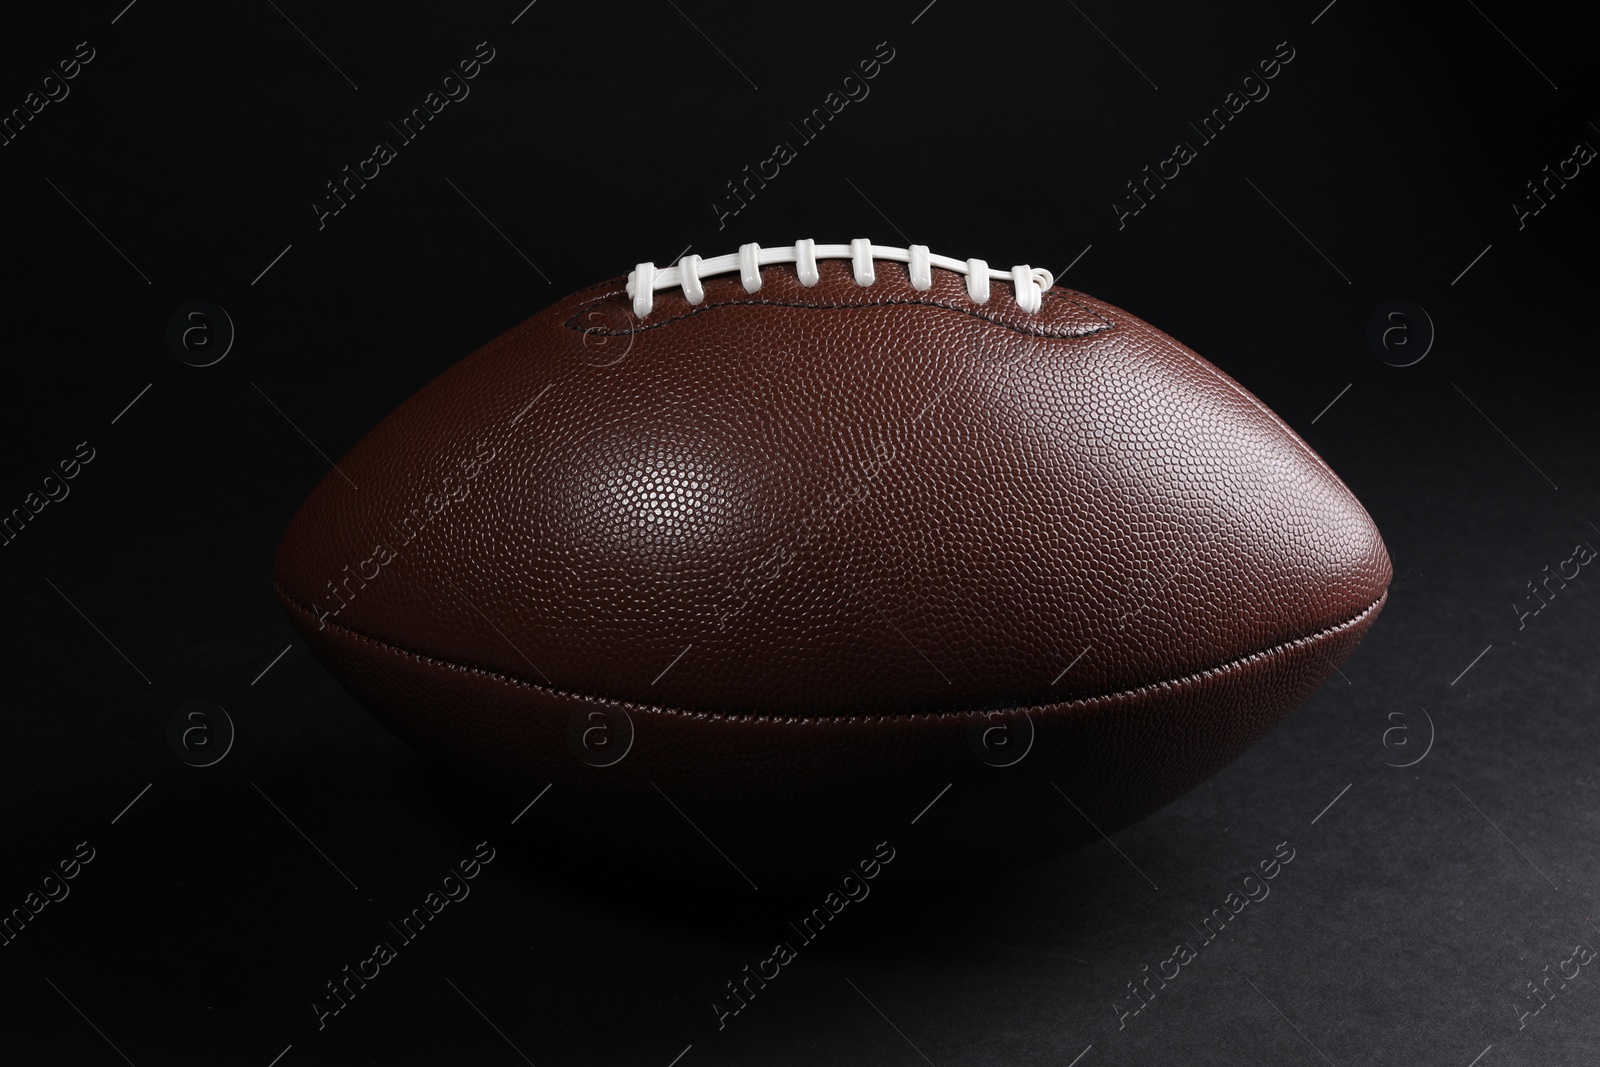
xmin=275 ymin=582 xmax=1385 ymax=724
xmin=562 ymin=284 xmax=1115 ymax=340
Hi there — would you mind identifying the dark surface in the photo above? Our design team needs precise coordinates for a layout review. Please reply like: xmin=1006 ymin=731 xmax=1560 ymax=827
xmin=1 ymin=1 xmax=1595 ymax=1064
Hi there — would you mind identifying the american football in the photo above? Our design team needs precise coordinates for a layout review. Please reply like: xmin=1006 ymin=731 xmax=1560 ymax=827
xmin=274 ymin=238 xmax=1390 ymax=887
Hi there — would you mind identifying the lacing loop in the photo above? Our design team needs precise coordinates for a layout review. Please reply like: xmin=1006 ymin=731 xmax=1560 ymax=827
xmin=679 ymin=254 xmax=704 ymax=305
xmin=625 ymin=239 xmax=1054 ymax=319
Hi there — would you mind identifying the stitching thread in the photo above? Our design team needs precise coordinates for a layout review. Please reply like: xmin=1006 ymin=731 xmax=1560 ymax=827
xmin=276 ymin=581 xmax=1385 ymax=725
xmin=564 ymin=285 xmax=1115 ymax=339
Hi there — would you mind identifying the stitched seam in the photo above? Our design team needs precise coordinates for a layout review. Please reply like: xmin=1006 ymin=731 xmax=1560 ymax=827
xmin=276 ymin=582 xmax=1385 ymax=724
xmin=562 ymin=285 xmax=1114 ymax=339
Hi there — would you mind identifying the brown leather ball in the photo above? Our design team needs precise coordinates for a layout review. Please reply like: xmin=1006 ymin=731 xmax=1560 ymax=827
xmin=274 ymin=245 xmax=1389 ymax=888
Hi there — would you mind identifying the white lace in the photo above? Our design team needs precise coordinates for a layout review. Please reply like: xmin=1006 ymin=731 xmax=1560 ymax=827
xmin=625 ymin=239 xmax=1055 ymax=320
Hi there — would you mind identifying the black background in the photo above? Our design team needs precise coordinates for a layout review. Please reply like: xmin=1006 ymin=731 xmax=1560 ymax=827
xmin=2 ymin=0 xmax=1597 ymax=1063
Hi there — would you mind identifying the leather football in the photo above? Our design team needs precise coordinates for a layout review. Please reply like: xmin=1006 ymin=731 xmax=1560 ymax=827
xmin=274 ymin=239 xmax=1390 ymax=888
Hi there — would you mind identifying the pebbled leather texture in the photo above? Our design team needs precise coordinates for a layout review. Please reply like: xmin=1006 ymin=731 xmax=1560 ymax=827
xmin=274 ymin=254 xmax=1391 ymax=886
